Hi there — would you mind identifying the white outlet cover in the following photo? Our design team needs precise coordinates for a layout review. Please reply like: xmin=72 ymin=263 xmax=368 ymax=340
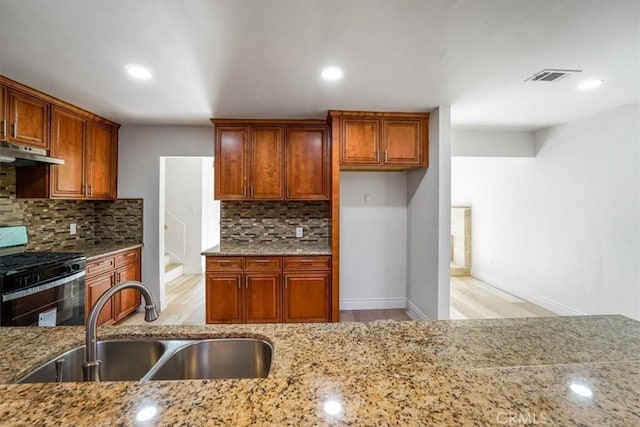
xmin=296 ymin=227 xmax=303 ymax=238
xmin=70 ymin=223 xmax=77 ymax=235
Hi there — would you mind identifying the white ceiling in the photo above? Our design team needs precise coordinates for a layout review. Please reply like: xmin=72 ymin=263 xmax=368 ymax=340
xmin=1 ymin=0 xmax=638 ymax=130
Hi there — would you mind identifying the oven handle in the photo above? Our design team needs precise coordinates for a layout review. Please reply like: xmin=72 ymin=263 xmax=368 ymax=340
xmin=1 ymin=271 xmax=86 ymax=302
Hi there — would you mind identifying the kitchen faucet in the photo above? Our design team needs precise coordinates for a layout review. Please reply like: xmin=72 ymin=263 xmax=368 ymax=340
xmin=82 ymin=280 xmax=159 ymax=381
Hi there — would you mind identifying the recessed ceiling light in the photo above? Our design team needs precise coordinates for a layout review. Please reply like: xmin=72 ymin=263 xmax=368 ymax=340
xmin=577 ymin=78 xmax=604 ymax=91
xmin=321 ymin=66 xmax=343 ymax=81
xmin=124 ymin=64 xmax=153 ymax=80
xmin=570 ymin=383 xmax=593 ymax=398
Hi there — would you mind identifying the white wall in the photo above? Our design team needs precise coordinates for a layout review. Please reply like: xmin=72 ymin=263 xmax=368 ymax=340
xmin=340 ymin=172 xmax=407 ymax=309
xmin=118 ymin=125 xmax=212 ymax=309
xmin=201 ymin=158 xmax=220 ymax=258
xmin=452 ymin=130 xmax=535 ymax=157
xmin=452 ymin=102 xmax=640 ymax=320
xmin=406 ymin=106 xmax=451 ymax=320
xmin=165 ymin=157 xmax=209 ymax=275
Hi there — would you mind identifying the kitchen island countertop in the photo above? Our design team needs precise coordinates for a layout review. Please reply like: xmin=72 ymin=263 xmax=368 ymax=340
xmin=0 ymin=315 xmax=639 ymax=425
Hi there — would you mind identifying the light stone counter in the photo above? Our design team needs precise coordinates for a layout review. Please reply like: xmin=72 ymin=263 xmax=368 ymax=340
xmin=202 ymin=241 xmax=331 ymax=256
xmin=0 ymin=315 xmax=639 ymax=425
xmin=60 ymin=242 xmax=143 ymax=261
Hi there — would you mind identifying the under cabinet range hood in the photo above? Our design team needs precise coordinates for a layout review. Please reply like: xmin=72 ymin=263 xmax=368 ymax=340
xmin=0 ymin=142 xmax=64 ymax=166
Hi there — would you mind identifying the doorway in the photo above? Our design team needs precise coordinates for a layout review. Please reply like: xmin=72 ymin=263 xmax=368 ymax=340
xmin=158 ymin=156 xmax=219 ymax=315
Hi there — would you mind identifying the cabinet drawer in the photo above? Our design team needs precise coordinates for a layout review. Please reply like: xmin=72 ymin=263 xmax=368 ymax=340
xmin=206 ymin=257 xmax=243 ymax=272
xmin=87 ymin=256 xmax=115 ymax=278
xmin=283 ymin=256 xmax=331 ymax=271
xmin=244 ymin=257 xmax=282 ymax=271
xmin=115 ymin=249 xmax=139 ymax=268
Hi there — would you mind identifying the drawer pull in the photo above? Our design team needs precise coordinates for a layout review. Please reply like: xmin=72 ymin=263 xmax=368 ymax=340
xmin=254 ymin=260 xmax=270 ymax=263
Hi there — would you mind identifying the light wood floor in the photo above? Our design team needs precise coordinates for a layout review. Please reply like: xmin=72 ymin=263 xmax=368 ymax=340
xmin=450 ymin=276 xmax=557 ymax=319
xmin=119 ymin=274 xmax=205 ymax=326
xmin=120 ymin=274 xmax=556 ymax=326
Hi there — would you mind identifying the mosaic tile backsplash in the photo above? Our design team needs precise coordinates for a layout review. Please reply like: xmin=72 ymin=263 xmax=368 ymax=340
xmin=0 ymin=166 xmax=143 ymax=250
xmin=221 ymin=201 xmax=329 ymax=243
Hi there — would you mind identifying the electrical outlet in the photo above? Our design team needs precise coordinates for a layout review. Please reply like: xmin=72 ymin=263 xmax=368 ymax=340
xmin=70 ymin=223 xmax=77 ymax=235
xmin=296 ymin=227 xmax=303 ymax=238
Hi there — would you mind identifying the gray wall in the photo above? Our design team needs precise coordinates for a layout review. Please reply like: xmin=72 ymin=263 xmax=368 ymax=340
xmin=118 ymin=125 xmax=212 ymax=308
xmin=406 ymin=107 xmax=451 ymax=320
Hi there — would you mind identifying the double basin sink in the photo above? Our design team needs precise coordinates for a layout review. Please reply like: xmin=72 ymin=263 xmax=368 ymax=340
xmin=18 ymin=338 xmax=272 ymax=383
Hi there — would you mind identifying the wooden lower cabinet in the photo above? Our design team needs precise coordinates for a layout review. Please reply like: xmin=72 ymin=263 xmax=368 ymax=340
xmin=115 ymin=261 xmax=141 ymax=321
xmin=87 ymin=272 xmax=115 ymax=325
xmin=283 ymin=272 xmax=330 ymax=323
xmin=85 ymin=247 xmax=141 ymax=325
xmin=205 ymin=273 xmax=243 ymax=323
xmin=205 ymin=255 xmax=330 ymax=323
xmin=245 ymin=272 xmax=282 ymax=323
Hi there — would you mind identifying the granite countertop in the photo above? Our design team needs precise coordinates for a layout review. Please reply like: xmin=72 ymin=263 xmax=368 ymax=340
xmin=60 ymin=242 xmax=143 ymax=260
xmin=0 ymin=315 xmax=639 ymax=425
xmin=202 ymin=241 xmax=332 ymax=256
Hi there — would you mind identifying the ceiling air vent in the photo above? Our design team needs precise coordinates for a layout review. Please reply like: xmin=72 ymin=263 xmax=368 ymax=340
xmin=525 ymin=69 xmax=582 ymax=82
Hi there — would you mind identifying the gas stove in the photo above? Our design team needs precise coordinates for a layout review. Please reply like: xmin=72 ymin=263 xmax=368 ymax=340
xmin=0 ymin=225 xmax=86 ymax=326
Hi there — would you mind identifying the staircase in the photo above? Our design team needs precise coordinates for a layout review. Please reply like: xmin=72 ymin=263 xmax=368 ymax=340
xmin=164 ymin=253 xmax=184 ymax=284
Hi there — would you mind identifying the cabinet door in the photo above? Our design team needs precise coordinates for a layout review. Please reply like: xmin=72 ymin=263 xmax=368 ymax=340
xmin=214 ymin=127 xmax=247 ymax=200
xmin=382 ymin=119 xmax=423 ymax=166
xmin=249 ymin=126 xmax=284 ymax=200
xmin=283 ymin=272 xmax=330 ymax=322
xmin=206 ymin=273 xmax=243 ymax=323
xmin=285 ymin=127 xmax=329 ymax=200
xmin=0 ymin=85 xmax=6 ymax=140
xmin=7 ymin=89 xmax=49 ymax=148
xmin=115 ymin=262 xmax=141 ymax=321
xmin=244 ymin=272 xmax=282 ymax=323
xmin=49 ymin=107 xmax=85 ymax=199
xmin=340 ymin=118 xmax=380 ymax=166
xmin=86 ymin=122 xmax=117 ymax=200
xmin=86 ymin=273 xmax=115 ymax=326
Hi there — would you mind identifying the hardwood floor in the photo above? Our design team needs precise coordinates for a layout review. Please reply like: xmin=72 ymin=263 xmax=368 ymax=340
xmin=120 ymin=274 xmax=555 ymax=326
xmin=119 ymin=274 xmax=205 ymax=326
xmin=450 ymin=275 xmax=557 ymax=319
xmin=339 ymin=309 xmax=411 ymax=322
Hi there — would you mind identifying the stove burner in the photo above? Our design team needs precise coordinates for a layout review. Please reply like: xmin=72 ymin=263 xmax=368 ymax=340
xmin=0 ymin=252 xmax=84 ymax=273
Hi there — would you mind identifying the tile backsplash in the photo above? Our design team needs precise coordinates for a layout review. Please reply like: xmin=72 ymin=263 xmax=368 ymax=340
xmin=221 ymin=201 xmax=329 ymax=243
xmin=0 ymin=165 xmax=142 ymax=250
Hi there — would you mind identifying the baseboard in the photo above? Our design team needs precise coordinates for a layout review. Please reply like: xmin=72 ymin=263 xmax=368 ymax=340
xmin=406 ymin=299 xmax=429 ymax=320
xmin=340 ymin=298 xmax=406 ymax=310
xmin=472 ymin=270 xmax=585 ymax=316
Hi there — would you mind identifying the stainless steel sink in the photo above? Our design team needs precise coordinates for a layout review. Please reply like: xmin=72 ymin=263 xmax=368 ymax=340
xmin=18 ymin=340 xmax=166 ymax=383
xmin=148 ymin=339 xmax=272 ymax=380
xmin=17 ymin=338 xmax=272 ymax=383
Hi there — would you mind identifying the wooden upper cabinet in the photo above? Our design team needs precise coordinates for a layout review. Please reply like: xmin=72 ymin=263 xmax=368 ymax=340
xmin=212 ymin=120 xmax=328 ymax=201
xmin=7 ymin=89 xmax=49 ymax=149
xmin=86 ymin=122 xmax=117 ymax=199
xmin=249 ymin=126 xmax=284 ymax=200
xmin=341 ymin=118 xmax=380 ymax=165
xmin=330 ymin=110 xmax=429 ymax=171
xmin=214 ymin=127 xmax=247 ymax=200
xmin=50 ymin=107 xmax=85 ymax=198
xmin=382 ymin=119 xmax=423 ymax=166
xmin=4 ymin=76 xmax=120 ymax=200
xmin=285 ymin=126 xmax=329 ymax=200
xmin=0 ymin=85 xmax=6 ymax=140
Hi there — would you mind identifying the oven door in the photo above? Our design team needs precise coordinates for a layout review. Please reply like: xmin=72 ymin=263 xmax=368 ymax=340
xmin=1 ymin=271 xmax=85 ymax=326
